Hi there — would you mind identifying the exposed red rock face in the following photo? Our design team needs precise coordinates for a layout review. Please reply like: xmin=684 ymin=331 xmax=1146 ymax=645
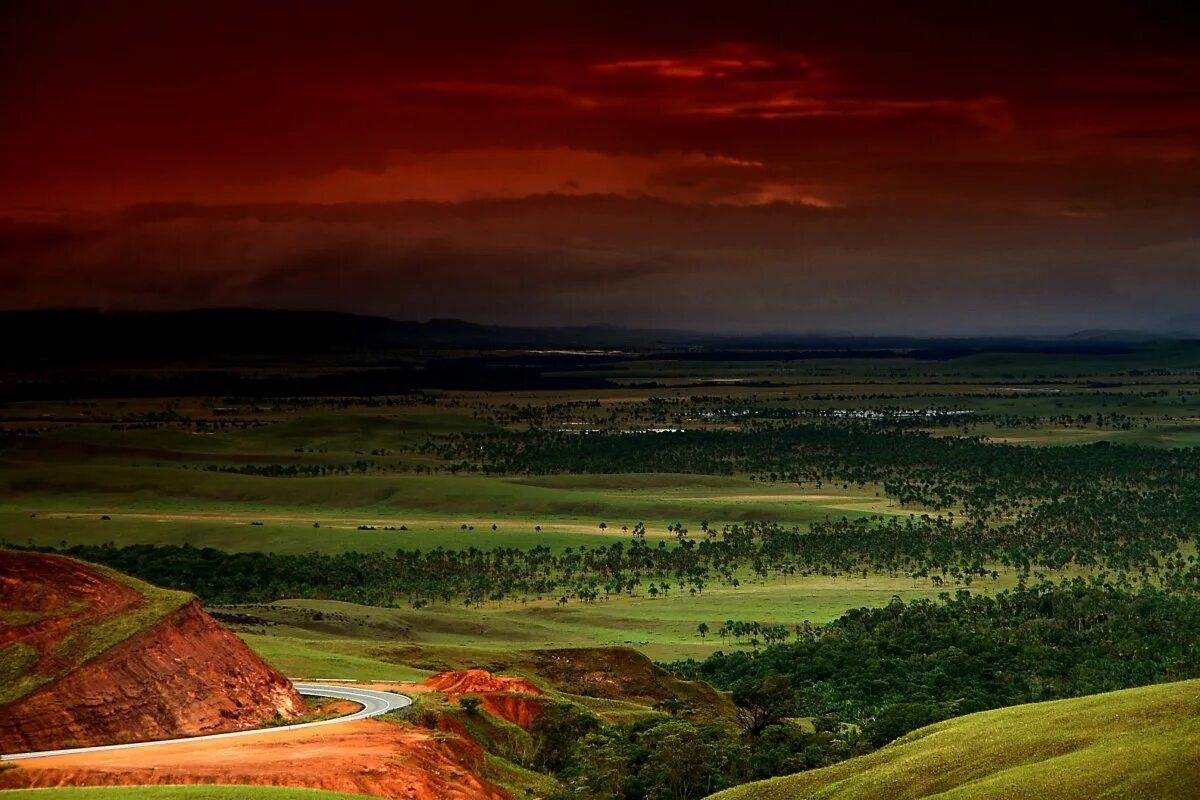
xmin=420 ymin=669 xmax=546 ymax=729
xmin=480 ymin=693 xmax=545 ymax=729
xmin=421 ymin=669 xmax=542 ymax=697
xmin=0 ymin=594 xmax=304 ymax=753
xmin=0 ymin=551 xmax=143 ymax=675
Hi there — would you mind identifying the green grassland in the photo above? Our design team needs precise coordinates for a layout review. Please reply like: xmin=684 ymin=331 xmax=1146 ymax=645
xmin=710 ymin=678 xmax=1200 ymax=800
xmin=225 ymin=565 xmax=1019 ymax=668
xmin=7 ymin=350 xmax=1200 ymax=668
xmin=0 ymin=788 xmax=374 ymax=800
xmin=5 ymin=348 xmax=1200 ymax=800
xmin=0 ymin=471 xmax=905 ymax=554
xmin=240 ymin=632 xmax=432 ymax=682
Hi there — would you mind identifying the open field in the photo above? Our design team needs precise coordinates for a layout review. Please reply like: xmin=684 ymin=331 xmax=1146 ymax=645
xmin=228 ymin=567 xmax=1023 ymax=666
xmin=0 ymin=470 xmax=908 ymax=554
xmin=7 ymin=336 xmax=1200 ymax=798
xmin=711 ymin=678 xmax=1200 ymax=800
xmin=242 ymin=633 xmax=433 ymax=682
xmin=7 ymin=347 xmax=1200 ymax=662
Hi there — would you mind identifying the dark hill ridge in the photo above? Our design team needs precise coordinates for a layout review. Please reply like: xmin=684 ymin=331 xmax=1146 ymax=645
xmin=5 ymin=308 xmax=1195 ymax=401
xmin=0 ymin=308 xmax=718 ymax=363
xmin=1 ymin=307 xmax=1181 ymax=364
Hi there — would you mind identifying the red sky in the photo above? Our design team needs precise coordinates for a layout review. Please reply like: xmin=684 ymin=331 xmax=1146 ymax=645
xmin=2 ymin=1 xmax=1199 ymax=333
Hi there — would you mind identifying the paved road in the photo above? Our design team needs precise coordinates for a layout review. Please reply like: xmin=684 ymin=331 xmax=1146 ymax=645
xmin=0 ymin=683 xmax=412 ymax=762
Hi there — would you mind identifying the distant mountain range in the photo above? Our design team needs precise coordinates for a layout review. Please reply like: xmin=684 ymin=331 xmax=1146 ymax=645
xmin=2 ymin=308 xmax=1198 ymax=365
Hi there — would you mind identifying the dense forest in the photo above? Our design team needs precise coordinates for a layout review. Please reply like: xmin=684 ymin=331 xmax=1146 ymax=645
xmin=668 ymin=581 xmax=1200 ymax=742
xmin=509 ymin=580 xmax=1200 ymax=800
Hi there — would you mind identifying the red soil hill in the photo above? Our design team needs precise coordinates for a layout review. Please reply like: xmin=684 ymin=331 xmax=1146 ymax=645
xmin=420 ymin=669 xmax=546 ymax=728
xmin=0 ymin=552 xmax=304 ymax=753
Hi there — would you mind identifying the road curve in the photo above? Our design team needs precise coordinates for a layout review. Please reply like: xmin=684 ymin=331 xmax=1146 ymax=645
xmin=0 ymin=682 xmax=412 ymax=762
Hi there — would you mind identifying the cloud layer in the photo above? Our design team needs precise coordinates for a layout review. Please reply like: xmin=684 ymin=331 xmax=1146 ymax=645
xmin=1 ymin=2 xmax=1198 ymax=333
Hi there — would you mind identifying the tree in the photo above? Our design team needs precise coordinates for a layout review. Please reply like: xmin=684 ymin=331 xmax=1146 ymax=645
xmin=559 ymin=731 xmax=631 ymax=799
xmin=733 ymin=673 xmax=794 ymax=738
xmin=697 ymin=622 xmax=709 ymax=640
xmin=531 ymin=702 xmax=600 ymax=773
xmin=458 ymin=695 xmax=482 ymax=714
xmin=637 ymin=720 xmax=747 ymax=800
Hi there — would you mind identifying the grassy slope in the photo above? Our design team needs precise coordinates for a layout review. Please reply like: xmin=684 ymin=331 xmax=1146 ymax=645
xmin=0 ymin=788 xmax=371 ymax=800
xmin=226 ymin=563 xmax=992 ymax=666
xmin=0 ymin=470 xmax=904 ymax=555
xmin=710 ymin=679 xmax=1200 ymax=800
xmin=242 ymin=633 xmax=431 ymax=682
xmin=1 ymin=553 xmax=192 ymax=705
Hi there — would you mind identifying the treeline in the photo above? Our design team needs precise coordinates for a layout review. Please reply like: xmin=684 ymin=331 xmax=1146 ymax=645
xmin=188 ymin=460 xmax=383 ymax=477
xmin=668 ymin=580 xmax=1200 ymax=745
xmin=470 ymin=392 xmax=1157 ymax=433
xmin=420 ymin=422 xmax=1200 ymax=518
xmin=18 ymin=502 xmax=1198 ymax=610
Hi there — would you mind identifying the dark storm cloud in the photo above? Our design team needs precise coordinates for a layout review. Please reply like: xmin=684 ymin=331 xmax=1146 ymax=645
xmin=1 ymin=2 xmax=1199 ymax=333
xmin=3 ymin=196 xmax=1199 ymax=334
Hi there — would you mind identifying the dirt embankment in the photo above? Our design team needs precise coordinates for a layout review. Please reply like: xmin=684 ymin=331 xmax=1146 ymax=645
xmin=0 ymin=717 xmax=510 ymax=800
xmin=421 ymin=669 xmax=546 ymax=729
xmin=0 ymin=596 xmax=304 ymax=752
xmin=421 ymin=669 xmax=541 ymax=697
xmin=0 ymin=550 xmax=143 ymax=674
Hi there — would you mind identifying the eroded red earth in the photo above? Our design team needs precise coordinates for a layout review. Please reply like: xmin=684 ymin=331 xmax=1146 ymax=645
xmin=0 ymin=717 xmax=509 ymax=800
xmin=0 ymin=555 xmax=535 ymax=798
xmin=0 ymin=552 xmax=304 ymax=752
xmin=418 ymin=669 xmax=547 ymax=729
xmin=0 ymin=550 xmax=143 ymax=675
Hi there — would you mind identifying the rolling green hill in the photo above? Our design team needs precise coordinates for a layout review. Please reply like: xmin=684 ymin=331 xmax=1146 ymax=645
xmin=709 ymin=679 xmax=1200 ymax=800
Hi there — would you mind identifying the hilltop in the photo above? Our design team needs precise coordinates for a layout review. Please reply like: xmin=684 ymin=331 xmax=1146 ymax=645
xmin=709 ymin=678 xmax=1200 ymax=800
xmin=0 ymin=550 xmax=303 ymax=752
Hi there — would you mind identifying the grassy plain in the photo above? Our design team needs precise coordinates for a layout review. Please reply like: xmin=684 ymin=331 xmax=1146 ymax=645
xmin=6 ymin=348 xmax=1200 ymax=668
xmin=711 ymin=678 xmax=1200 ymax=800
xmin=224 ymin=565 xmax=1021 ymax=668
xmin=0 ymin=473 xmax=904 ymax=554
xmin=240 ymin=632 xmax=432 ymax=682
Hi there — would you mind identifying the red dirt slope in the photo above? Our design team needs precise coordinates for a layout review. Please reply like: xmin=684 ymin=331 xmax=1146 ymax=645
xmin=421 ymin=669 xmax=541 ymax=697
xmin=421 ymin=669 xmax=546 ymax=728
xmin=0 ymin=717 xmax=510 ymax=800
xmin=0 ymin=552 xmax=303 ymax=753
xmin=0 ymin=550 xmax=142 ymax=676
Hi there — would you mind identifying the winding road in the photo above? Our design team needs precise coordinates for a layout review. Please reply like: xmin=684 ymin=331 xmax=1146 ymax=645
xmin=0 ymin=682 xmax=412 ymax=762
